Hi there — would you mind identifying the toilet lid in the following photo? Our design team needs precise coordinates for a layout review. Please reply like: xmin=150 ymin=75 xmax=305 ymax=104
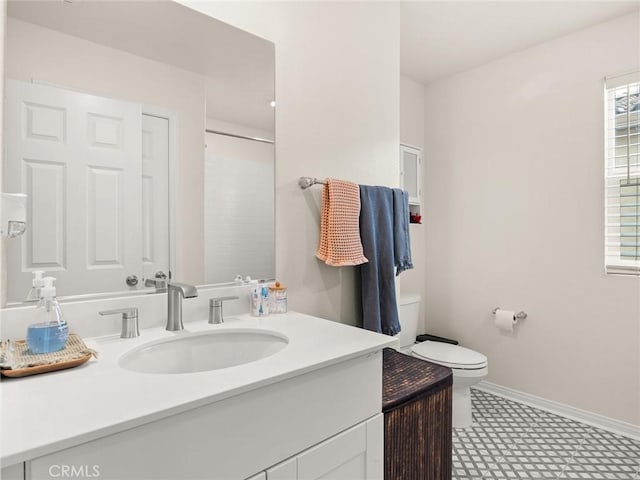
xmin=411 ymin=341 xmax=487 ymax=369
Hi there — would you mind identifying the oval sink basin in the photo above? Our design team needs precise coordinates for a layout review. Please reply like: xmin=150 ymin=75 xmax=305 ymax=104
xmin=119 ymin=329 xmax=289 ymax=374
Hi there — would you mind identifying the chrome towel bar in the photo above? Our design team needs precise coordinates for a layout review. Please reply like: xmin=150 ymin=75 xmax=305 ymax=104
xmin=299 ymin=177 xmax=327 ymax=189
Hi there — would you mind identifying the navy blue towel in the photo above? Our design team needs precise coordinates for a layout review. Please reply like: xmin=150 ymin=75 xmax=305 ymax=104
xmin=359 ymin=185 xmax=401 ymax=336
xmin=393 ymin=188 xmax=414 ymax=276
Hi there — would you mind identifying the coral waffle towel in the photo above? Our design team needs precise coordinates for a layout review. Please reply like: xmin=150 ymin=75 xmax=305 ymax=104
xmin=316 ymin=179 xmax=368 ymax=266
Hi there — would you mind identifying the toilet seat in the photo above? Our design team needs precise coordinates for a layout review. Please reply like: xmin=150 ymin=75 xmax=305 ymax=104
xmin=411 ymin=341 xmax=487 ymax=370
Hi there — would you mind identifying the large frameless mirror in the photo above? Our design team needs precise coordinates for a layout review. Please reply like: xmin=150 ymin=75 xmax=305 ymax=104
xmin=2 ymin=0 xmax=275 ymax=306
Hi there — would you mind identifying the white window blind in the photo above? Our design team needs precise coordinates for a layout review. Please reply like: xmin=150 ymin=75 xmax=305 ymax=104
xmin=605 ymin=72 xmax=640 ymax=275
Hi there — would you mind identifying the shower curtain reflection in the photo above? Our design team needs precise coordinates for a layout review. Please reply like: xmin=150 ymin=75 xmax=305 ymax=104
xmin=204 ymin=129 xmax=275 ymax=284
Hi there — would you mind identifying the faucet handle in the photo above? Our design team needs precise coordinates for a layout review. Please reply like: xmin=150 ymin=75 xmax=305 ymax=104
xmin=145 ymin=277 xmax=167 ymax=290
xmin=209 ymin=296 xmax=239 ymax=305
xmin=208 ymin=296 xmax=239 ymax=324
xmin=99 ymin=307 xmax=138 ymax=318
xmin=99 ymin=308 xmax=140 ymax=338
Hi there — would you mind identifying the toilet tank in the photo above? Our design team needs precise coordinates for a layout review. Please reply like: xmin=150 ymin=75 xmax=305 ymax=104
xmin=396 ymin=293 xmax=421 ymax=350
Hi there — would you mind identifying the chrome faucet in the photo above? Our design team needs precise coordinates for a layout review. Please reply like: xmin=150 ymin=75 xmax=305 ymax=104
xmin=166 ymin=282 xmax=198 ymax=331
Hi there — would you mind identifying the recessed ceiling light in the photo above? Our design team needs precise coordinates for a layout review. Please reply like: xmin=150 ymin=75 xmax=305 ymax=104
xmin=269 ymin=100 xmax=276 ymax=108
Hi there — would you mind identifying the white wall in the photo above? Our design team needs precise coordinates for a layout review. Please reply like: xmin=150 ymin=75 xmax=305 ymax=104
xmin=0 ymin=1 xmax=6 ymax=308
xmin=400 ymin=75 xmax=426 ymax=333
xmin=4 ymin=18 xmax=206 ymax=286
xmin=182 ymin=1 xmax=401 ymax=326
xmin=401 ymin=75 xmax=425 ymax=150
xmin=423 ymin=13 xmax=640 ymax=425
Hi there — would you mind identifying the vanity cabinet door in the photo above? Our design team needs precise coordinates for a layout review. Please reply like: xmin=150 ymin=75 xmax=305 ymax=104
xmin=1 ymin=463 xmax=24 ymax=480
xmin=297 ymin=418 xmax=372 ymax=480
xmin=266 ymin=414 xmax=383 ymax=480
xmin=266 ymin=457 xmax=296 ymax=479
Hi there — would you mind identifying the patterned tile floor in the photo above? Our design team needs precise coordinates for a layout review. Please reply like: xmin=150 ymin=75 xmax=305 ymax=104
xmin=453 ymin=388 xmax=640 ymax=479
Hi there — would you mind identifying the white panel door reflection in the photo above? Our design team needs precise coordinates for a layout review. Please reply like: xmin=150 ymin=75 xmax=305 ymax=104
xmin=141 ymin=114 xmax=170 ymax=283
xmin=4 ymin=81 xmax=165 ymax=302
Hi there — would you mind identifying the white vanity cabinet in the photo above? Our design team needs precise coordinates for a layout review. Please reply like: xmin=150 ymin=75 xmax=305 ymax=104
xmin=266 ymin=414 xmax=382 ymax=480
xmin=1 ymin=463 xmax=24 ymax=480
xmin=25 ymin=352 xmax=384 ymax=480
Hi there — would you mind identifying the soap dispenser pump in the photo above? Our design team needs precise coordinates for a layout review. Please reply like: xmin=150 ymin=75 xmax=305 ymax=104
xmin=25 ymin=270 xmax=45 ymax=302
xmin=26 ymin=277 xmax=69 ymax=354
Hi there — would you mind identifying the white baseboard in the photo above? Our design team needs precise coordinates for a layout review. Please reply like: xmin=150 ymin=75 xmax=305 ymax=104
xmin=476 ymin=381 xmax=640 ymax=441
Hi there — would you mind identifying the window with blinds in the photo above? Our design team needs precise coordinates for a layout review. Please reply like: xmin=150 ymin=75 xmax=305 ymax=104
xmin=605 ymin=72 xmax=640 ymax=275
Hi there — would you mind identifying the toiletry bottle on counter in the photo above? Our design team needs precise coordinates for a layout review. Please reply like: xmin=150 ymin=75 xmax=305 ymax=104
xmin=26 ymin=277 xmax=69 ymax=354
xmin=251 ymin=282 xmax=270 ymax=317
xmin=268 ymin=281 xmax=287 ymax=314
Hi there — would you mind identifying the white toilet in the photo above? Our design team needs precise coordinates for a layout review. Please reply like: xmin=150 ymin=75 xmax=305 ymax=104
xmin=396 ymin=293 xmax=488 ymax=429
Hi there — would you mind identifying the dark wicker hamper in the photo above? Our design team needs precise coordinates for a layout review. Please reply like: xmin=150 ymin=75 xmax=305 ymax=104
xmin=382 ymin=347 xmax=453 ymax=480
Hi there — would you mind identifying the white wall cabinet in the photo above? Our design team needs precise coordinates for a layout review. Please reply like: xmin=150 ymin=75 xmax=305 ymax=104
xmin=266 ymin=414 xmax=383 ymax=480
xmin=400 ymin=144 xmax=422 ymax=205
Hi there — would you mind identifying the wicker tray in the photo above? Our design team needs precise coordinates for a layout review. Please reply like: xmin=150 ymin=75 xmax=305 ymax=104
xmin=1 ymin=334 xmax=96 ymax=378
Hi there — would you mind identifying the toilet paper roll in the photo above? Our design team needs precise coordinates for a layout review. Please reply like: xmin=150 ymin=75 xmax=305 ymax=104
xmin=495 ymin=309 xmax=517 ymax=332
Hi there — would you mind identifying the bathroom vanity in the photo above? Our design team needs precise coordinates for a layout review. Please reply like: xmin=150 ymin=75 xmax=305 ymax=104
xmin=1 ymin=312 xmax=395 ymax=479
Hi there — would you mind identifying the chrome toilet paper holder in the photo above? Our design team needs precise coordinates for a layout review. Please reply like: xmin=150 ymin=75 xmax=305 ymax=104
xmin=492 ymin=307 xmax=527 ymax=320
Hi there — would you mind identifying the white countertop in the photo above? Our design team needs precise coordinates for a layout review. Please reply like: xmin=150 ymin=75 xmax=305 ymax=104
xmin=1 ymin=312 xmax=396 ymax=466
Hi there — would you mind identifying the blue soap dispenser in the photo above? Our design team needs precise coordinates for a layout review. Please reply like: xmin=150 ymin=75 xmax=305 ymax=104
xmin=26 ymin=276 xmax=69 ymax=354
